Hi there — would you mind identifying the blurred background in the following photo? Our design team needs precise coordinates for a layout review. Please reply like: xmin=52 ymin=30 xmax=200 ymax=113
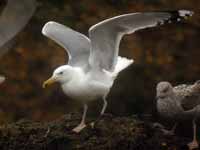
xmin=0 ymin=0 xmax=199 ymax=123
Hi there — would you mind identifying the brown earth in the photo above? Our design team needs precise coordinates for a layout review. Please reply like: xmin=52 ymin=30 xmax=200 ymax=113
xmin=0 ymin=113 xmax=193 ymax=150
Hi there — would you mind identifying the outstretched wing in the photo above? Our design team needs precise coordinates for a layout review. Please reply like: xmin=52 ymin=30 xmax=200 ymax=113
xmin=174 ymin=81 xmax=200 ymax=111
xmin=0 ymin=0 xmax=36 ymax=57
xmin=89 ymin=10 xmax=193 ymax=71
xmin=42 ymin=21 xmax=91 ymax=68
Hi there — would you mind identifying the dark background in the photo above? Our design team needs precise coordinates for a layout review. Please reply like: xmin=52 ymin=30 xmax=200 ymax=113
xmin=0 ymin=0 xmax=199 ymax=123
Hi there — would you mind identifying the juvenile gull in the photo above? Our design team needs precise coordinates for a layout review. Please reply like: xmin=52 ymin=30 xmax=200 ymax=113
xmin=156 ymin=81 xmax=200 ymax=149
xmin=42 ymin=10 xmax=193 ymax=133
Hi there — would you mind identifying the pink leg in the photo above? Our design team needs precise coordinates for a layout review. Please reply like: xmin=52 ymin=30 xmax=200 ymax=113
xmin=188 ymin=119 xmax=199 ymax=150
xmin=72 ymin=104 xmax=88 ymax=133
xmin=100 ymin=96 xmax=108 ymax=115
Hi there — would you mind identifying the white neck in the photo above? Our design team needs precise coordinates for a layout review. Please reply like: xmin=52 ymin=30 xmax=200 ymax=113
xmin=62 ymin=67 xmax=84 ymax=85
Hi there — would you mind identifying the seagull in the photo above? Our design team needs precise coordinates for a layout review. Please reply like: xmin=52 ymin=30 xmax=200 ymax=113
xmin=156 ymin=80 xmax=200 ymax=149
xmin=42 ymin=10 xmax=193 ymax=133
xmin=0 ymin=0 xmax=36 ymax=53
xmin=0 ymin=0 xmax=36 ymax=81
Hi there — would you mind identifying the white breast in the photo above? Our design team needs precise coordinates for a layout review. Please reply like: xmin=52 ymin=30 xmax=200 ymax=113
xmin=61 ymin=69 xmax=113 ymax=102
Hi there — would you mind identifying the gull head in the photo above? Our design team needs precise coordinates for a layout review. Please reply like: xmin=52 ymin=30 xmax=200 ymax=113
xmin=156 ymin=81 xmax=173 ymax=99
xmin=43 ymin=65 xmax=74 ymax=88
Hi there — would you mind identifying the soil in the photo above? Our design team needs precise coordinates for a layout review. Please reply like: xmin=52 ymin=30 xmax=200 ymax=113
xmin=0 ymin=113 xmax=194 ymax=150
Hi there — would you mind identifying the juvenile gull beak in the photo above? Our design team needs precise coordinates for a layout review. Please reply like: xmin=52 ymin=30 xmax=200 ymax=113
xmin=43 ymin=77 xmax=56 ymax=88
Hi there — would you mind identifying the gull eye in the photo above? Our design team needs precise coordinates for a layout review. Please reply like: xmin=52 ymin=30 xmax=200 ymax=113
xmin=58 ymin=71 xmax=63 ymax=75
xmin=162 ymin=87 xmax=169 ymax=93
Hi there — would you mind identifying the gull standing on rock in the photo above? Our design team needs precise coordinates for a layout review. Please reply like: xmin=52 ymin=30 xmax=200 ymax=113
xmin=156 ymin=81 xmax=200 ymax=149
xmin=42 ymin=10 xmax=193 ymax=133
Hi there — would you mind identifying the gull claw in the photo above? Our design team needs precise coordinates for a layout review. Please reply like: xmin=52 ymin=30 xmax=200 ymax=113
xmin=153 ymin=122 xmax=165 ymax=129
xmin=153 ymin=123 xmax=175 ymax=136
xmin=89 ymin=113 xmax=112 ymax=129
xmin=72 ymin=123 xmax=86 ymax=133
xmin=160 ymin=129 xmax=175 ymax=136
xmin=188 ymin=140 xmax=199 ymax=150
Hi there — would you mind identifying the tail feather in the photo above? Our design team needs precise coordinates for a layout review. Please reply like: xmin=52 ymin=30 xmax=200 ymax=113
xmin=114 ymin=56 xmax=134 ymax=74
xmin=103 ymin=56 xmax=133 ymax=79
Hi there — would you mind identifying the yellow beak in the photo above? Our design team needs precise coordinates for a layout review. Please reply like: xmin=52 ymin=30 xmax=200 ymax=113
xmin=43 ymin=77 xmax=56 ymax=88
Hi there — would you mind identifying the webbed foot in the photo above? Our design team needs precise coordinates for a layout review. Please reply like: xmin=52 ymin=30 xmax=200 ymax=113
xmin=188 ymin=140 xmax=199 ymax=150
xmin=72 ymin=123 xmax=86 ymax=133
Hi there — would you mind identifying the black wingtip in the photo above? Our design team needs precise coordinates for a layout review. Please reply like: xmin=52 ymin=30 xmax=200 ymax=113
xmin=169 ymin=10 xmax=193 ymax=21
xmin=178 ymin=10 xmax=194 ymax=17
xmin=157 ymin=10 xmax=194 ymax=26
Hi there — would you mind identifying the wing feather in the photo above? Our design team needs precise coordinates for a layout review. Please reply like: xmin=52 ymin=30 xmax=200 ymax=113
xmin=42 ymin=21 xmax=91 ymax=68
xmin=89 ymin=10 xmax=193 ymax=71
xmin=174 ymin=81 xmax=200 ymax=111
xmin=0 ymin=0 xmax=36 ymax=57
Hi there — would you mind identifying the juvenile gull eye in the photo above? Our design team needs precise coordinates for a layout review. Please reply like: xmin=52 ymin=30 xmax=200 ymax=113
xmin=162 ymin=87 xmax=169 ymax=93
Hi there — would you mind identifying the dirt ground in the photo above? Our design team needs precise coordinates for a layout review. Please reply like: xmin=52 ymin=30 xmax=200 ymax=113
xmin=0 ymin=113 xmax=194 ymax=150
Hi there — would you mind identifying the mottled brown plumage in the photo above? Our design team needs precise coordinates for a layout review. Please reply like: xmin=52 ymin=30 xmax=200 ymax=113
xmin=174 ymin=80 xmax=200 ymax=111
